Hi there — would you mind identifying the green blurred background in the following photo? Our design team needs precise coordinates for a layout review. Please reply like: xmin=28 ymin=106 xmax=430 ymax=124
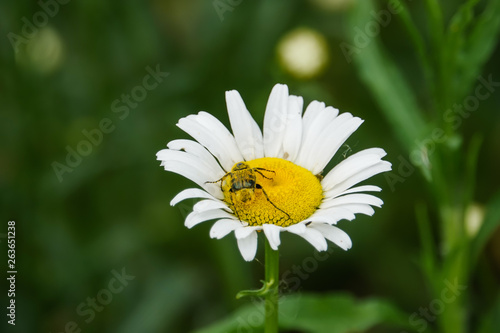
xmin=1 ymin=0 xmax=499 ymax=332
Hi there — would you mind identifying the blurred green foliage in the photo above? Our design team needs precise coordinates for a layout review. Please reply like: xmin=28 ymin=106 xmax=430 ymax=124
xmin=197 ymin=292 xmax=412 ymax=333
xmin=1 ymin=0 xmax=499 ymax=332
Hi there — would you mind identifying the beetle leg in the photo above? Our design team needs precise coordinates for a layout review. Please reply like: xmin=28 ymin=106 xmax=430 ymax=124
xmin=205 ymin=172 xmax=230 ymax=191
xmin=205 ymin=172 xmax=229 ymax=184
xmin=254 ymin=168 xmax=275 ymax=180
xmin=256 ymin=184 xmax=292 ymax=221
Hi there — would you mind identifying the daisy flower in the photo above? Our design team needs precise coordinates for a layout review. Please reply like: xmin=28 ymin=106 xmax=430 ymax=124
xmin=157 ymin=84 xmax=391 ymax=261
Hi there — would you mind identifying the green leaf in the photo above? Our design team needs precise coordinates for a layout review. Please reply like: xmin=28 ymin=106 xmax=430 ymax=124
xmin=236 ymin=279 xmax=274 ymax=299
xmin=393 ymin=0 xmax=433 ymax=96
xmin=346 ymin=1 xmax=427 ymax=154
xmin=194 ymin=293 xmax=410 ymax=333
xmin=193 ymin=300 xmax=265 ymax=333
xmin=279 ymin=293 xmax=410 ymax=333
xmin=448 ymin=0 xmax=480 ymax=33
xmin=455 ymin=0 xmax=500 ymax=101
xmin=415 ymin=202 xmax=437 ymax=286
xmin=464 ymin=134 xmax=483 ymax=206
xmin=471 ymin=190 xmax=500 ymax=264
xmin=477 ymin=291 xmax=500 ymax=333
xmin=441 ymin=0 xmax=479 ymax=105
xmin=423 ymin=0 xmax=444 ymax=57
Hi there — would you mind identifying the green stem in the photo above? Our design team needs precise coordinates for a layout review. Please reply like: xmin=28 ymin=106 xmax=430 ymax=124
xmin=264 ymin=239 xmax=279 ymax=333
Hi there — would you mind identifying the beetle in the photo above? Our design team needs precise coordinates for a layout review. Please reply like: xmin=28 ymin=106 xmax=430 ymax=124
xmin=206 ymin=162 xmax=291 ymax=221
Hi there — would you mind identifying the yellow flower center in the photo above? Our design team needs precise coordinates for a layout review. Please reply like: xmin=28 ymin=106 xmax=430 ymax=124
xmin=221 ymin=157 xmax=323 ymax=227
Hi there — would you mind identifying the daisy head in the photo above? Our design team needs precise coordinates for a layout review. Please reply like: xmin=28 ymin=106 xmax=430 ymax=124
xmin=157 ymin=84 xmax=391 ymax=261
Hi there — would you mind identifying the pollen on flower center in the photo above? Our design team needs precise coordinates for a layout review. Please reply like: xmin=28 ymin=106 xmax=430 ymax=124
xmin=221 ymin=157 xmax=323 ymax=227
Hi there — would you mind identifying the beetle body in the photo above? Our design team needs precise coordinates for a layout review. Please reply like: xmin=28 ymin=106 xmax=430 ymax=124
xmin=206 ymin=162 xmax=291 ymax=221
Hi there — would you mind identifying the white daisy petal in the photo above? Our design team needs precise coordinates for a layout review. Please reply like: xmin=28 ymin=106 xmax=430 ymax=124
xmin=282 ymin=95 xmax=303 ymax=161
xmin=263 ymin=224 xmax=283 ymax=250
xmin=185 ymin=209 xmax=234 ymax=229
xmin=210 ymin=219 xmax=243 ymax=239
xmin=306 ymin=207 xmax=356 ymax=225
xmin=325 ymin=161 xmax=392 ymax=198
xmin=304 ymin=111 xmax=351 ymax=154
xmin=167 ymin=139 xmax=225 ymax=179
xmin=300 ymin=112 xmax=358 ymax=173
xmin=339 ymin=185 xmax=382 ymax=196
xmin=263 ymin=84 xmax=289 ymax=157
xmin=197 ymin=112 xmax=246 ymax=165
xmin=157 ymin=150 xmax=222 ymax=198
xmin=226 ymin=90 xmax=264 ymax=160
xmin=321 ymin=193 xmax=384 ymax=209
xmin=294 ymin=227 xmax=328 ymax=252
xmin=336 ymin=204 xmax=376 ymax=216
xmin=302 ymin=101 xmax=333 ymax=127
xmin=235 ymin=225 xmax=261 ymax=239
xmin=177 ymin=112 xmax=243 ymax=171
xmin=296 ymin=102 xmax=327 ymax=160
xmin=322 ymin=148 xmax=388 ymax=191
xmin=295 ymin=104 xmax=338 ymax=169
xmin=309 ymin=116 xmax=364 ymax=175
xmin=170 ymin=188 xmax=217 ymax=206
xmin=237 ymin=230 xmax=259 ymax=261
xmin=285 ymin=222 xmax=307 ymax=234
xmin=193 ymin=199 xmax=232 ymax=213
xmin=310 ymin=223 xmax=352 ymax=250
xmin=358 ymin=147 xmax=387 ymax=158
